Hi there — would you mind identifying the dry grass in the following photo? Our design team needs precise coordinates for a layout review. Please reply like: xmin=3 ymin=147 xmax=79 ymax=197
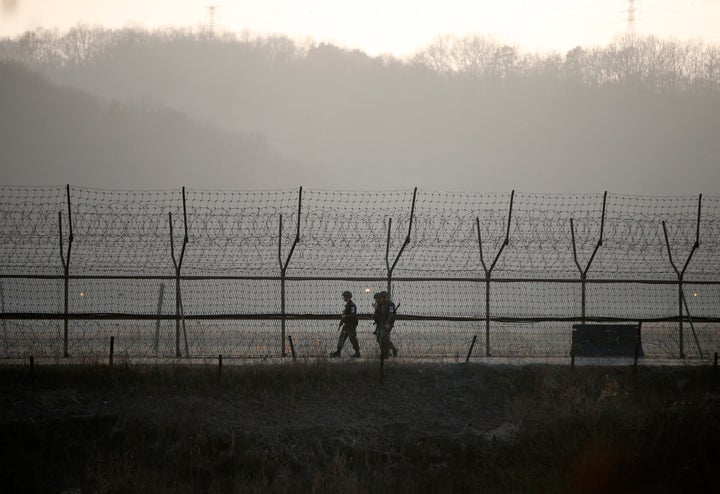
xmin=1 ymin=360 xmax=719 ymax=493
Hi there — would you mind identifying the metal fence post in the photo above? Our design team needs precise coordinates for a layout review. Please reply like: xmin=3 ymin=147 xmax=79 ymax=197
xmin=0 ymin=282 xmax=6 ymax=355
xmin=386 ymin=187 xmax=417 ymax=295
xmin=59 ymin=184 xmax=74 ymax=358
xmin=153 ymin=283 xmax=165 ymax=354
xmin=680 ymin=290 xmax=703 ymax=358
xmin=382 ymin=187 xmax=417 ymax=363
xmin=661 ymin=194 xmax=702 ymax=359
xmin=633 ymin=321 xmax=642 ymax=373
xmin=288 ymin=335 xmax=297 ymax=361
xmin=169 ymin=187 xmax=189 ymax=357
xmin=466 ymin=335 xmax=477 ymax=363
xmin=570 ymin=191 xmax=606 ymax=324
xmin=662 ymin=220 xmax=684 ymax=358
xmin=385 ymin=217 xmax=393 ymax=295
xmin=570 ymin=218 xmax=585 ymax=322
xmin=279 ymin=187 xmax=302 ymax=358
xmin=278 ymin=214 xmax=285 ymax=357
xmin=475 ymin=217 xmax=488 ymax=360
xmin=476 ymin=190 xmax=514 ymax=357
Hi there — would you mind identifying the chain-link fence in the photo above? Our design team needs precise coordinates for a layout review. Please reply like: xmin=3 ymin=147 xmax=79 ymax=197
xmin=1 ymin=186 xmax=719 ymax=361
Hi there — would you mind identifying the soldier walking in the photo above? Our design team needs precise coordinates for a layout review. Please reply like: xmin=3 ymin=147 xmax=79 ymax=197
xmin=375 ymin=291 xmax=398 ymax=358
xmin=329 ymin=291 xmax=360 ymax=358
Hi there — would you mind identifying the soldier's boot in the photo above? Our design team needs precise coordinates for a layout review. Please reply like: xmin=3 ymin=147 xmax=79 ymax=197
xmin=351 ymin=350 xmax=360 ymax=358
xmin=329 ymin=350 xmax=341 ymax=358
xmin=392 ymin=346 xmax=398 ymax=358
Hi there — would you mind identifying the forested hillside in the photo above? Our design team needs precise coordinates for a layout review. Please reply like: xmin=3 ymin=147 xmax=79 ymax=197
xmin=0 ymin=60 xmax=304 ymax=187
xmin=2 ymin=28 xmax=719 ymax=192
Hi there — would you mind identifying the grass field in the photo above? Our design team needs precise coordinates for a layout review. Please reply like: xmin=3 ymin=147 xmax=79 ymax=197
xmin=1 ymin=359 xmax=719 ymax=493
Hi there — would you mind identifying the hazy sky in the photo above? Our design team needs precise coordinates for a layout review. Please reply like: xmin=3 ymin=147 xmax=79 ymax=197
xmin=1 ymin=0 xmax=719 ymax=56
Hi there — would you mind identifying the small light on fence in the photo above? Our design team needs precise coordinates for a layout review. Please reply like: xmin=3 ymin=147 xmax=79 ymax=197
xmin=365 ymin=287 xmax=371 ymax=294
xmin=693 ymin=291 xmax=699 ymax=298
xmin=79 ymin=291 xmax=85 ymax=297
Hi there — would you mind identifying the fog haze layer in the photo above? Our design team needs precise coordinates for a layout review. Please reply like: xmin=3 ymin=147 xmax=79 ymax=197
xmin=1 ymin=29 xmax=719 ymax=194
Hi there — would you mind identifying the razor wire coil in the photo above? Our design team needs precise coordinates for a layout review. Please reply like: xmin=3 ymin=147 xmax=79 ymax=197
xmin=1 ymin=186 xmax=719 ymax=360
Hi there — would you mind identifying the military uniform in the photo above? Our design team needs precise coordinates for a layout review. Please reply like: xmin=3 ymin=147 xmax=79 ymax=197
xmin=372 ymin=293 xmax=382 ymax=342
xmin=376 ymin=292 xmax=398 ymax=358
xmin=330 ymin=292 xmax=360 ymax=358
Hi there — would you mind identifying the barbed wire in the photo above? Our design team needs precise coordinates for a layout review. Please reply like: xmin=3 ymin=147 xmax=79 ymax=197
xmin=1 ymin=186 xmax=718 ymax=360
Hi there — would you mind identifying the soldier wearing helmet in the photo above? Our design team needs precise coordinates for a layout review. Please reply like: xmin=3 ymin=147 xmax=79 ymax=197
xmin=329 ymin=290 xmax=360 ymax=358
xmin=375 ymin=291 xmax=398 ymax=358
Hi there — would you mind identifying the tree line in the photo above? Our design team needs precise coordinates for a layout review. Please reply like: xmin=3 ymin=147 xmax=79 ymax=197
xmin=1 ymin=27 xmax=719 ymax=193
xmin=2 ymin=27 xmax=719 ymax=91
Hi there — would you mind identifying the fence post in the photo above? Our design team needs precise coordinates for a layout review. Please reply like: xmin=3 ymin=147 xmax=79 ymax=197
xmin=633 ymin=321 xmax=642 ymax=373
xmin=59 ymin=184 xmax=74 ymax=358
xmin=662 ymin=220 xmax=684 ymax=358
xmin=383 ymin=218 xmax=393 ymax=367
xmin=476 ymin=218 xmax=488 ymax=360
xmin=385 ymin=217 xmax=393 ymax=295
xmin=288 ymin=335 xmax=296 ymax=361
xmin=153 ymin=283 xmax=165 ymax=354
xmin=1 ymin=282 xmax=7 ymax=355
xmin=279 ymin=187 xmax=302 ymax=358
xmin=382 ymin=187 xmax=417 ymax=362
xmin=279 ymin=214 xmax=285 ymax=357
xmin=476 ymin=191 xmax=514 ymax=357
xmin=169 ymin=187 xmax=189 ymax=357
xmin=570 ymin=218 xmax=585 ymax=323
xmin=661 ymin=194 xmax=701 ymax=359
xmin=466 ymin=335 xmax=477 ymax=363
xmin=680 ymin=285 xmax=704 ymax=358
xmin=385 ymin=187 xmax=417 ymax=295
xmin=570 ymin=191 xmax=606 ymax=324
xmin=170 ymin=212 xmax=179 ymax=357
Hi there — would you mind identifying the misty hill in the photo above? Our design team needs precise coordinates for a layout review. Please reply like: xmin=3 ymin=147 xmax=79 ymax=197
xmin=0 ymin=61 xmax=311 ymax=188
xmin=2 ymin=29 xmax=720 ymax=193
